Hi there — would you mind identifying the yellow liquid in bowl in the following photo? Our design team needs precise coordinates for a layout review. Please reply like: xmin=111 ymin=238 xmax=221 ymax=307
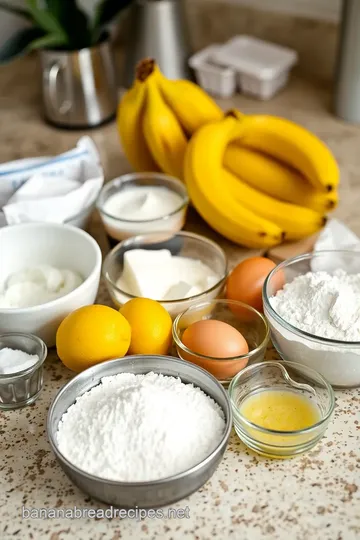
xmin=239 ymin=389 xmax=321 ymax=457
xmin=240 ymin=389 xmax=320 ymax=431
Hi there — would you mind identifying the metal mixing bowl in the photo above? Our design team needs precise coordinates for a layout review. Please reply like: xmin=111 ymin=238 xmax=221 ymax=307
xmin=47 ymin=356 xmax=232 ymax=508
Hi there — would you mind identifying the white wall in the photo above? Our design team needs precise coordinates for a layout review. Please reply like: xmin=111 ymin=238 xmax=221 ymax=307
xmin=204 ymin=0 xmax=341 ymax=22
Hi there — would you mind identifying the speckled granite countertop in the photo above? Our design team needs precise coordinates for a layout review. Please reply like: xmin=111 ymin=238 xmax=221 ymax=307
xmin=0 ymin=57 xmax=360 ymax=540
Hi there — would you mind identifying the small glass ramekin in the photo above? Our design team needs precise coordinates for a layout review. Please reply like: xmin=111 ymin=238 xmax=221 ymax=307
xmin=229 ymin=361 xmax=335 ymax=459
xmin=0 ymin=333 xmax=47 ymax=409
xmin=97 ymin=172 xmax=189 ymax=243
xmin=173 ymin=299 xmax=269 ymax=385
xmin=102 ymin=231 xmax=228 ymax=319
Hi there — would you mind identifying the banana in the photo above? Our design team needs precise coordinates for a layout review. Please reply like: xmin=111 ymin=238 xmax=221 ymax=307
xmin=143 ymin=76 xmax=187 ymax=180
xmin=154 ymin=69 xmax=223 ymax=135
xmin=185 ymin=117 xmax=285 ymax=248
xmin=223 ymin=167 xmax=325 ymax=240
xmin=229 ymin=111 xmax=339 ymax=192
xmin=117 ymin=79 xmax=160 ymax=172
xmin=224 ymin=144 xmax=339 ymax=213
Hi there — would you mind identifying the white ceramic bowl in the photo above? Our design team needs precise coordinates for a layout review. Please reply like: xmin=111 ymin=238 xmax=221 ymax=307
xmin=0 ymin=223 xmax=102 ymax=347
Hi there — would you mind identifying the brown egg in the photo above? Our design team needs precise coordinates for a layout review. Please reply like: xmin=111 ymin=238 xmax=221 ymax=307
xmin=180 ymin=319 xmax=249 ymax=379
xmin=226 ymin=257 xmax=279 ymax=313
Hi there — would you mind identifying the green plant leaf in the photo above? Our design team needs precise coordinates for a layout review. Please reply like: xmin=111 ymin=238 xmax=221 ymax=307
xmin=28 ymin=32 xmax=68 ymax=51
xmin=44 ymin=0 xmax=92 ymax=50
xmin=0 ymin=27 xmax=44 ymax=64
xmin=0 ymin=1 xmax=33 ymax=21
xmin=26 ymin=0 xmax=67 ymax=40
xmin=92 ymin=0 xmax=132 ymax=43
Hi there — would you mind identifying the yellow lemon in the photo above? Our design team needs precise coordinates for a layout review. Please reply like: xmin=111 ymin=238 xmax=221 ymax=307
xmin=120 ymin=298 xmax=172 ymax=355
xmin=56 ymin=304 xmax=131 ymax=372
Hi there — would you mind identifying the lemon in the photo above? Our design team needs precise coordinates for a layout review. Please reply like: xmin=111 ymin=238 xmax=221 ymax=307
xmin=56 ymin=305 xmax=131 ymax=372
xmin=120 ymin=298 xmax=172 ymax=355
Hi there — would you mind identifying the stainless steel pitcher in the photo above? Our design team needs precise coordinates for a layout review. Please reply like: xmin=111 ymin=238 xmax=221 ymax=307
xmin=123 ymin=0 xmax=192 ymax=88
xmin=40 ymin=40 xmax=117 ymax=129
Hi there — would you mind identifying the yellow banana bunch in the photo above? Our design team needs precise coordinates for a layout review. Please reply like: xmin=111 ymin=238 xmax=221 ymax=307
xmin=185 ymin=116 xmax=285 ymax=248
xmin=185 ymin=112 xmax=337 ymax=248
xmin=224 ymin=145 xmax=339 ymax=213
xmin=143 ymin=76 xmax=187 ymax=179
xmin=117 ymin=79 xmax=160 ymax=172
xmin=117 ymin=58 xmax=223 ymax=179
xmin=222 ymin=168 xmax=325 ymax=241
xmin=229 ymin=111 xmax=339 ymax=193
xmin=154 ymin=68 xmax=223 ymax=135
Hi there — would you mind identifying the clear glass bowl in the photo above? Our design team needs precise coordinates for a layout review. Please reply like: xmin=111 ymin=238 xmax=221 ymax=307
xmin=103 ymin=231 xmax=228 ymax=319
xmin=97 ymin=172 xmax=189 ymax=243
xmin=173 ymin=299 xmax=269 ymax=385
xmin=263 ymin=250 xmax=360 ymax=388
xmin=0 ymin=333 xmax=47 ymax=409
xmin=229 ymin=361 xmax=335 ymax=459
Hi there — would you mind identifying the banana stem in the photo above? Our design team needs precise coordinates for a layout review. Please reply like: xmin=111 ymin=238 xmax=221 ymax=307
xmin=225 ymin=109 xmax=245 ymax=120
xmin=224 ymin=109 xmax=248 ymax=141
xmin=136 ymin=58 xmax=156 ymax=82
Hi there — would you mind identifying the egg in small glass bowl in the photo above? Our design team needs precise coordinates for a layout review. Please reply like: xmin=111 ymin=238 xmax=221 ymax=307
xmin=172 ymin=299 xmax=269 ymax=386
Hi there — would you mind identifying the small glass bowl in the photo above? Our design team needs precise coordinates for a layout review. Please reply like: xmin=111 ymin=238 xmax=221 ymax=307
xmin=97 ymin=172 xmax=189 ymax=243
xmin=173 ymin=299 xmax=269 ymax=385
xmin=102 ymin=231 xmax=228 ymax=319
xmin=229 ymin=361 xmax=335 ymax=459
xmin=0 ymin=333 xmax=47 ymax=409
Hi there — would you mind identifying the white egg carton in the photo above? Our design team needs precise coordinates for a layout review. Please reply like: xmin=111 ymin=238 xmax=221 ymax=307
xmin=212 ymin=36 xmax=298 ymax=100
xmin=188 ymin=45 xmax=237 ymax=98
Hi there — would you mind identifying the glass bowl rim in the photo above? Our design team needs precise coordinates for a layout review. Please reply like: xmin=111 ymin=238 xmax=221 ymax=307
xmin=0 ymin=332 xmax=47 ymax=379
xmin=172 ymin=298 xmax=270 ymax=361
xmin=96 ymin=172 xmax=189 ymax=224
xmin=263 ymin=250 xmax=360 ymax=347
xmin=228 ymin=360 xmax=335 ymax=436
xmin=102 ymin=231 xmax=228 ymax=304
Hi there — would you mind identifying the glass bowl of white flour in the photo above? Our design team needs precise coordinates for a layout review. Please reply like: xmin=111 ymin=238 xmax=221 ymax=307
xmin=263 ymin=250 xmax=360 ymax=388
xmin=47 ymin=355 xmax=232 ymax=508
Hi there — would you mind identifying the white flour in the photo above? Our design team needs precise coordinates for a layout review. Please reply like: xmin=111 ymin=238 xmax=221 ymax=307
xmin=270 ymin=269 xmax=360 ymax=341
xmin=56 ymin=372 xmax=225 ymax=482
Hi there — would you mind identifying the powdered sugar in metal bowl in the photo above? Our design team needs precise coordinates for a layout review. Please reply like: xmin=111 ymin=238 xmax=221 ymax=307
xmin=56 ymin=372 xmax=226 ymax=482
